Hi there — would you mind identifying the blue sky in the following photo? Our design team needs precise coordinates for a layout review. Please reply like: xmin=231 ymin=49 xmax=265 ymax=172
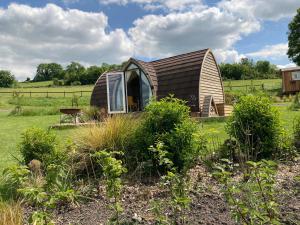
xmin=0 ymin=0 xmax=299 ymax=80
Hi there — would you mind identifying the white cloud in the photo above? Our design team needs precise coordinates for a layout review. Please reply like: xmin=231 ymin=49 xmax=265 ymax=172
xmin=99 ymin=0 xmax=204 ymax=11
xmin=0 ymin=3 xmax=133 ymax=80
xmin=219 ymin=0 xmax=300 ymax=21
xmin=128 ymin=7 xmax=260 ymax=59
xmin=276 ymin=63 xmax=296 ymax=69
xmin=214 ymin=49 xmax=245 ymax=64
xmin=246 ymin=43 xmax=288 ymax=60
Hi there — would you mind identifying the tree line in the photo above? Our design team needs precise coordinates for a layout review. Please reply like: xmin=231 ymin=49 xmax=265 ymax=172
xmin=219 ymin=58 xmax=280 ymax=80
xmin=32 ymin=62 xmax=125 ymax=85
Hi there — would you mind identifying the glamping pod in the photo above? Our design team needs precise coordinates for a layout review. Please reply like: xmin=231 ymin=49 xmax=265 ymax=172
xmin=90 ymin=48 xmax=225 ymax=117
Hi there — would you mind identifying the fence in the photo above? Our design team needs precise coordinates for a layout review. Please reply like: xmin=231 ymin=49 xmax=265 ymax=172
xmin=0 ymin=90 xmax=92 ymax=98
xmin=223 ymin=83 xmax=281 ymax=92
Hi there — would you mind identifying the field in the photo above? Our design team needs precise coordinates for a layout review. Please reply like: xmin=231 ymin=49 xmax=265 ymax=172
xmin=0 ymin=79 xmax=297 ymax=171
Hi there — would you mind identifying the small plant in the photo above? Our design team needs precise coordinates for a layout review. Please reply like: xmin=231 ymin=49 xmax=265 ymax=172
xmin=29 ymin=211 xmax=54 ymax=225
xmin=71 ymin=94 xmax=79 ymax=107
xmin=10 ymin=91 xmax=24 ymax=115
xmin=0 ymin=165 xmax=30 ymax=200
xmin=150 ymin=141 xmax=191 ymax=224
xmin=293 ymin=116 xmax=300 ymax=150
xmin=289 ymin=93 xmax=300 ymax=111
xmin=94 ymin=150 xmax=127 ymax=224
xmin=214 ymin=160 xmax=280 ymax=225
xmin=19 ymin=128 xmax=58 ymax=165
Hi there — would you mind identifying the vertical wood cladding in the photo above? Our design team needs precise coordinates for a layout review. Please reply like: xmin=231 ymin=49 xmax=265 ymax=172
xmin=90 ymin=73 xmax=107 ymax=110
xmin=90 ymin=49 xmax=225 ymax=114
xmin=199 ymin=51 xmax=224 ymax=111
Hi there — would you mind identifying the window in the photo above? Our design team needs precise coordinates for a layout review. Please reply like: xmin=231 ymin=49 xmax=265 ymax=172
xmin=292 ymin=71 xmax=300 ymax=81
xmin=127 ymin=63 xmax=138 ymax=70
xmin=106 ymin=72 xmax=126 ymax=114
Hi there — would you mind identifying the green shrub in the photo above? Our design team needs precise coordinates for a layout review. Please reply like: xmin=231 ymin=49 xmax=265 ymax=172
xmin=0 ymin=165 xmax=30 ymax=200
xmin=226 ymin=95 xmax=281 ymax=160
xmin=129 ymin=96 xmax=206 ymax=174
xmin=293 ymin=116 xmax=300 ymax=149
xmin=19 ymin=128 xmax=58 ymax=165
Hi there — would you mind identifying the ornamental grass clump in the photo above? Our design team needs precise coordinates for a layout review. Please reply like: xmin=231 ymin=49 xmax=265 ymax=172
xmin=72 ymin=115 xmax=139 ymax=177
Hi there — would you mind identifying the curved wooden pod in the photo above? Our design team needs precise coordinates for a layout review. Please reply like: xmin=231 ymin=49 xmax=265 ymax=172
xmin=90 ymin=48 xmax=225 ymax=116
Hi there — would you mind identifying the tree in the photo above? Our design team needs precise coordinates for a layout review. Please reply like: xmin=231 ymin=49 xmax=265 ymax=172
xmin=0 ymin=70 xmax=16 ymax=87
xmin=33 ymin=63 xmax=64 ymax=82
xmin=287 ymin=8 xmax=300 ymax=66
xmin=64 ymin=62 xmax=85 ymax=85
xmin=80 ymin=66 xmax=105 ymax=85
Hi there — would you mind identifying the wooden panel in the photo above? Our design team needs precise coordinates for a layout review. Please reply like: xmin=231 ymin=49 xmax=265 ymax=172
xmin=282 ymin=70 xmax=300 ymax=93
xmin=199 ymin=52 xmax=224 ymax=111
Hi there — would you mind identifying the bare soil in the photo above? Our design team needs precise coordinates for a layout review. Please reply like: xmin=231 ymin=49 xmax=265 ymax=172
xmin=44 ymin=159 xmax=300 ymax=225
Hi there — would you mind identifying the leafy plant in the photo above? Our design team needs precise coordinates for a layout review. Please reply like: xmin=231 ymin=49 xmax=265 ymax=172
xmin=226 ymin=95 xmax=281 ymax=161
xmin=130 ymin=96 xmax=205 ymax=174
xmin=289 ymin=93 xmax=300 ymax=111
xmin=94 ymin=150 xmax=127 ymax=224
xmin=214 ymin=160 xmax=280 ymax=225
xmin=19 ymin=128 xmax=59 ymax=165
xmin=0 ymin=165 xmax=30 ymax=200
xmin=150 ymin=141 xmax=191 ymax=224
xmin=29 ymin=211 xmax=54 ymax=225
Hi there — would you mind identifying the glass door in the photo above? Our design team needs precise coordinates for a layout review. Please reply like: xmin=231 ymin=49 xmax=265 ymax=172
xmin=106 ymin=72 xmax=126 ymax=114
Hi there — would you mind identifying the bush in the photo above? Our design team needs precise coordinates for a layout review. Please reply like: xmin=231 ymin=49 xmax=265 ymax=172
xmin=19 ymin=128 xmax=59 ymax=165
xmin=226 ymin=95 xmax=281 ymax=160
xmin=129 ymin=96 xmax=206 ymax=174
xmin=0 ymin=70 xmax=15 ymax=88
xmin=0 ymin=165 xmax=30 ymax=200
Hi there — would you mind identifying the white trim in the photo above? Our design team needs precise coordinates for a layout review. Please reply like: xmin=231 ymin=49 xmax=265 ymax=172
xmin=281 ymin=66 xmax=300 ymax=72
xmin=106 ymin=72 xmax=126 ymax=114
xmin=292 ymin=71 xmax=300 ymax=81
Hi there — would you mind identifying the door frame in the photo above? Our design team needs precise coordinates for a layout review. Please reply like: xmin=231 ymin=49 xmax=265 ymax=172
xmin=106 ymin=72 xmax=127 ymax=114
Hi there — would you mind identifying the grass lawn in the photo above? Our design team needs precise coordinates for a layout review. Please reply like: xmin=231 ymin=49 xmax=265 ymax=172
xmin=0 ymin=111 xmax=76 ymax=171
xmin=223 ymin=78 xmax=281 ymax=92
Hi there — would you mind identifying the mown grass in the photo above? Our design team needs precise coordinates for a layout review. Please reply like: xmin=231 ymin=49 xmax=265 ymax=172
xmin=0 ymin=111 xmax=76 ymax=171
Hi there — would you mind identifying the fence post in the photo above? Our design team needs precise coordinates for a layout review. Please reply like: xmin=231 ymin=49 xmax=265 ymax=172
xmin=30 ymin=91 xmax=31 ymax=97
xmin=246 ymin=85 xmax=248 ymax=92
xmin=81 ymin=91 xmax=83 ymax=97
xmin=47 ymin=92 xmax=48 ymax=98
xmin=64 ymin=91 xmax=66 ymax=97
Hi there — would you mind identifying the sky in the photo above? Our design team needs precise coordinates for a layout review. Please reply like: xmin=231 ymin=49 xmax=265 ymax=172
xmin=0 ymin=0 xmax=299 ymax=80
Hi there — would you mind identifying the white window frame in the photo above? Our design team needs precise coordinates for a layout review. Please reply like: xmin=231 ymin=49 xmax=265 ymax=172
xmin=292 ymin=71 xmax=300 ymax=81
xmin=106 ymin=72 xmax=126 ymax=114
